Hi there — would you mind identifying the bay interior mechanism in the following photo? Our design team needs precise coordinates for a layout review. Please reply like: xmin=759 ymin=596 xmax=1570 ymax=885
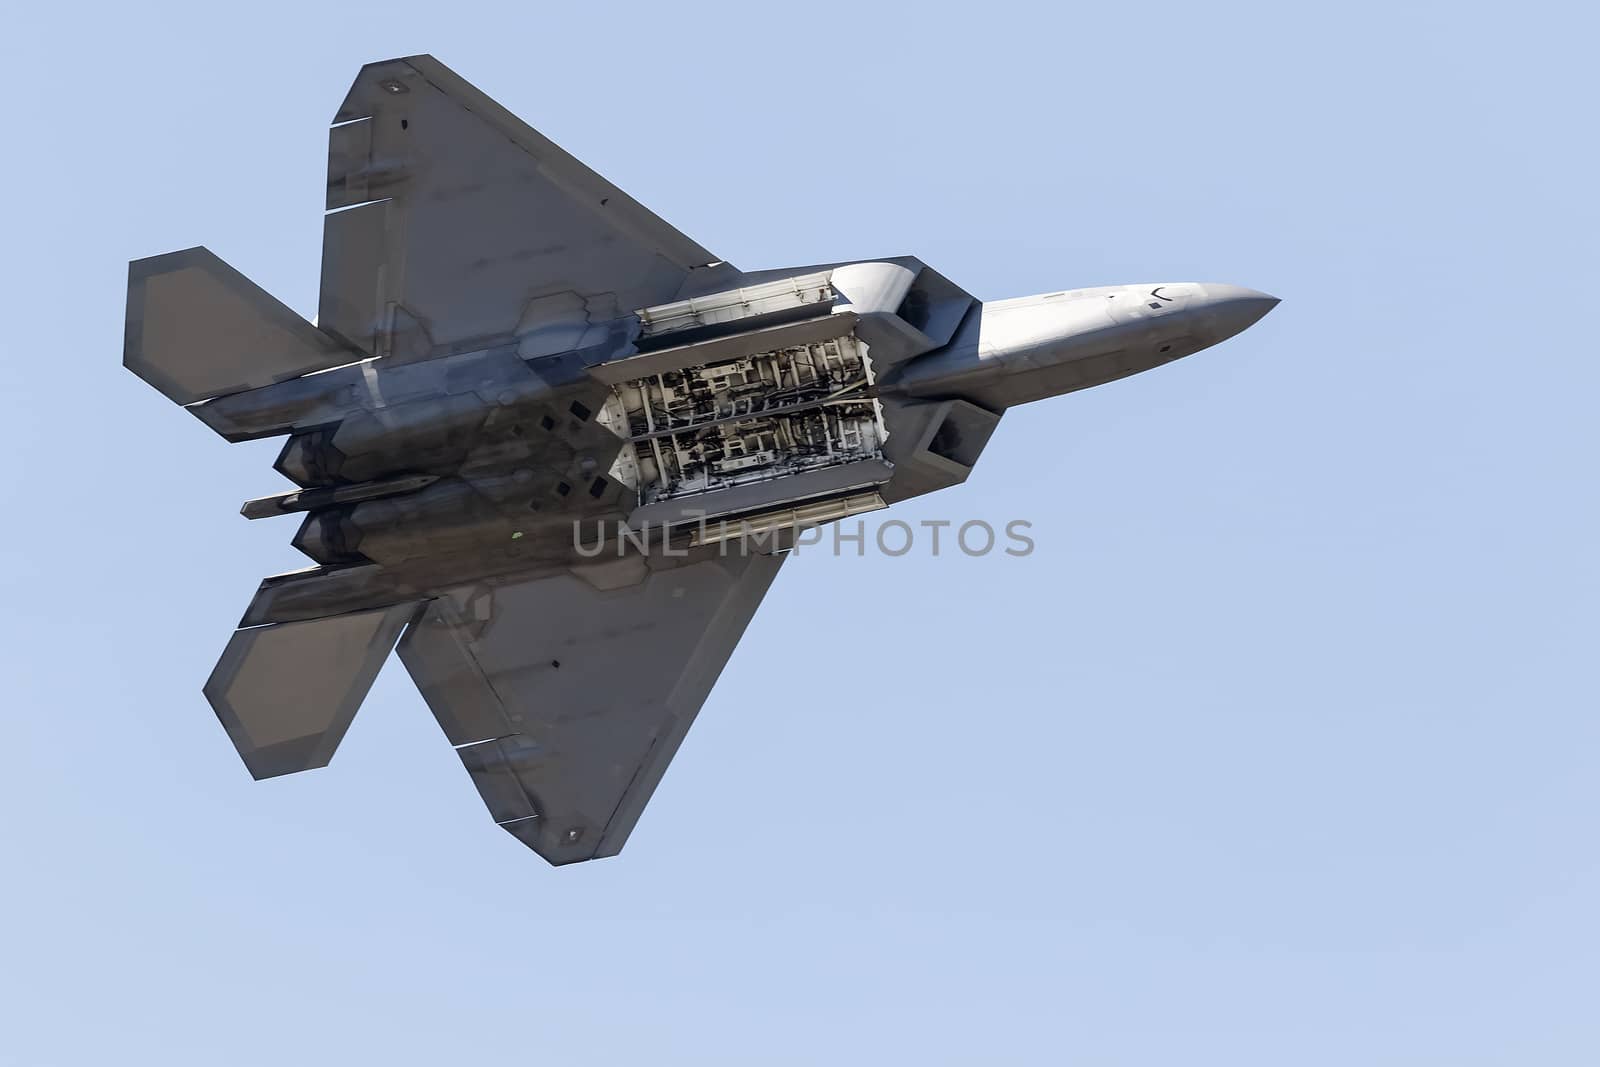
xmin=598 ymin=272 xmax=891 ymax=532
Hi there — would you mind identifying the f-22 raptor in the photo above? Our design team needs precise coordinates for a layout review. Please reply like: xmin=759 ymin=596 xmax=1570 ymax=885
xmin=124 ymin=55 xmax=1278 ymax=864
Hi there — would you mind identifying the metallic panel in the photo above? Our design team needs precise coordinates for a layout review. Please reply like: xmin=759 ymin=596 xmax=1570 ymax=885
xmin=397 ymin=550 xmax=784 ymax=864
xmin=325 ymin=118 xmax=376 ymax=210
xmin=124 ymin=247 xmax=356 ymax=406
xmin=204 ymin=603 xmax=417 ymax=779
xmin=588 ymin=312 xmax=858 ymax=386
xmin=624 ymin=458 xmax=893 ymax=530
xmin=318 ymin=199 xmax=393 ymax=356
xmin=319 ymin=55 xmax=727 ymax=357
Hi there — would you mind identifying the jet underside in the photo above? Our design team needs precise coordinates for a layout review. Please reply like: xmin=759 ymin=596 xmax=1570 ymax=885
xmin=123 ymin=55 xmax=1276 ymax=864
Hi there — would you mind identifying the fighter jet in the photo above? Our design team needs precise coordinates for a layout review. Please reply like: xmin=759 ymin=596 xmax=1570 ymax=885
xmin=124 ymin=55 xmax=1277 ymax=865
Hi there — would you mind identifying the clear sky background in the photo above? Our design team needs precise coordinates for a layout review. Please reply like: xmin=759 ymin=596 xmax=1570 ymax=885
xmin=2 ymin=2 xmax=1596 ymax=1064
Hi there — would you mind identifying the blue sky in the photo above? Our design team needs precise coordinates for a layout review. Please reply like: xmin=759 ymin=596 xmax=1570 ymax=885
xmin=3 ymin=2 xmax=1597 ymax=1063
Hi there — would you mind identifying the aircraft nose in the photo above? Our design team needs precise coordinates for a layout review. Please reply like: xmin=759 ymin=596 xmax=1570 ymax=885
xmin=1196 ymin=284 xmax=1280 ymax=342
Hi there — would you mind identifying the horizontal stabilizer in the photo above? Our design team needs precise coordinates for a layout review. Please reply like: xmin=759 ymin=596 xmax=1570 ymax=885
xmin=204 ymin=603 xmax=417 ymax=779
xmin=125 ymin=247 xmax=359 ymax=406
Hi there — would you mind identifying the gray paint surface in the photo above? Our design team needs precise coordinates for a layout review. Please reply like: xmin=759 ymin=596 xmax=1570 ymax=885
xmin=123 ymin=54 xmax=1277 ymax=865
xmin=398 ymin=550 xmax=783 ymax=864
xmin=321 ymin=55 xmax=728 ymax=357
xmin=204 ymin=603 xmax=416 ymax=780
xmin=125 ymin=247 xmax=359 ymax=405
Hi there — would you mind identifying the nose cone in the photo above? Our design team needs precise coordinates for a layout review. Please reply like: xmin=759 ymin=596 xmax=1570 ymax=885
xmin=1196 ymin=283 xmax=1280 ymax=343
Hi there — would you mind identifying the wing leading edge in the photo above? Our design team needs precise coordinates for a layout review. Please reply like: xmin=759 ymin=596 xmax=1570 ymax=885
xmin=397 ymin=551 xmax=784 ymax=864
